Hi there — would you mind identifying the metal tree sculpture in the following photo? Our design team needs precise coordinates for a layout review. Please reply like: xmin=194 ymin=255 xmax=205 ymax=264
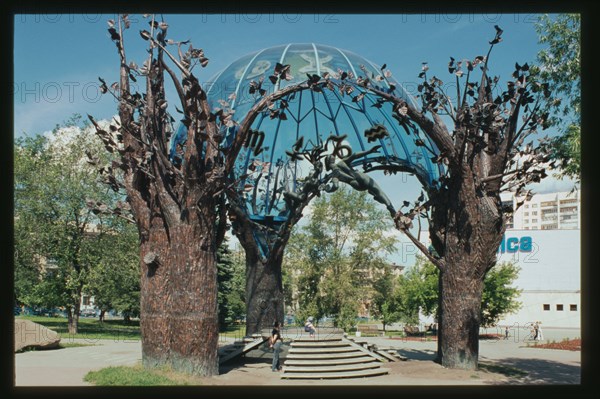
xmin=326 ymin=26 xmax=554 ymax=369
xmin=88 ymin=15 xmax=317 ymax=376
xmin=173 ymin=43 xmax=443 ymax=334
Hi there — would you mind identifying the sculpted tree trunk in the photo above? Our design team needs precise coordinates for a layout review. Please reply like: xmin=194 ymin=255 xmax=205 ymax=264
xmin=350 ymin=27 xmax=553 ymax=369
xmin=242 ymin=244 xmax=285 ymax=335
xmin=139 ymin=217 xmax=219 ymax=374
xmin=228 ymin=204 xmax=289 ymax=336
xmin=228 ymin=152 xmax=331 ymax=336
xmin=428 ymin=172 xmax=504 ymax=368
xmin=90 ymin=15 xmax=312 ymax=376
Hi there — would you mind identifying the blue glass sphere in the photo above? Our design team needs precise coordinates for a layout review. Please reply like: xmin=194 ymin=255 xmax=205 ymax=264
xmin=171 ymin=43 xmax=442 ymax=226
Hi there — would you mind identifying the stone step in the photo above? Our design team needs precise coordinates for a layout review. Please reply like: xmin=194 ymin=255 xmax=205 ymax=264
xmin=281 ymin=368 xmax=390 ymax=380
xmin=290 ymin=340 xmax=347 ymax=347
xmin=285 ymin=351 xmax=368 ymax=360
xmin=288 ymin=346 xmax=357 ymax=354
xmin=219 ymin=336 xmax=268 ymax=364
xmin=283 ymin=362 xmax=381 ymax=373
xmin=283 ymin=356 xmax=377 ymax=366
xmin=374 ymin=350 xmax=399 ymax=362
xmin=341 ymin=337 xmax=388 ymax=362
xmin=292 ymin=336 xmax=346 ymax=342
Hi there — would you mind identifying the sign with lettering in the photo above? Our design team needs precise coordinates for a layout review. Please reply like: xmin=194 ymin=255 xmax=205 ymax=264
xmin=498 ymin=235 xmax=533 ymax=253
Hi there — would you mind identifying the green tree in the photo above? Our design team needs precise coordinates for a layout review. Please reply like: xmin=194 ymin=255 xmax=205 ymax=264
xmin=534 ymin=13 xmax=581 ymax=180
xmin=397 ymin=256 xmax=439 ymax=326
xmin=371 ymin=265 xmax=402 ymax=332
xmin=86 ymin=219 xmax=140 ymax=322
xmin=14 ymin=116 xmax=125 ymax=333
xmin=216 ymin=237 xmax=245 ymax=330
xmin=285 ymin=187 xmax=397 ymax=332
xmin=480 ymin=262 xmax=522 ymax=328
xmin=398 ymin=257 xmax=521 ymax=329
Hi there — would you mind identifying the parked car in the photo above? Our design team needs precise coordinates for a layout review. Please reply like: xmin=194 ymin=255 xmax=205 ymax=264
xmin=80 ymin=308 xmax=98 ymax=317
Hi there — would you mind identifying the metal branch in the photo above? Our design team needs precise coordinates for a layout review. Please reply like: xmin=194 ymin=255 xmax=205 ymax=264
xmin=149 ymin=36 xmax=191 ymax=78
xmin=394 ymin=214 xmax=445 ymax=271
xmin=161 ymin=59 xmax=186 ymax=111
xmin=480 ymin=168 xmax=520 ymax=184
xmin=363 ymin=84 xmax=456 ymax=159
xmin=224 ymin=82 xmax=311 ymax=174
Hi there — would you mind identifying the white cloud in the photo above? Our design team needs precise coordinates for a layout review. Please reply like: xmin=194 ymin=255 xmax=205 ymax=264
xmin=526 ymin=172 xmax=579 ymax=194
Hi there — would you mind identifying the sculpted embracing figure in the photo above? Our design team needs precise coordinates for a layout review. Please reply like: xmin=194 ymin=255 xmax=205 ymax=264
xmin=324 ymin=144 xmax=396 ymax=218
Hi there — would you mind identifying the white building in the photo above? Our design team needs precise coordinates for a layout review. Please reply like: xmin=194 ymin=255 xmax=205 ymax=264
xmin=501 ymin=190 xmax=581 ymax=230
xmin=413 ymin=191 xmax=581 ymax=330
xmin=495 ymin=190 xmax=581 ymax=329
xmin=495 ymin=229 xmax=580 ymax=329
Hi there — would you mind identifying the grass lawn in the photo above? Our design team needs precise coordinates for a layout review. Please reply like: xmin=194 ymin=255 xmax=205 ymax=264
xmin=16 ymin=315 xmax=140 ymax=341
xmin=59 ymin=342 xmax=98 ymax=349
xmin=84 ymin=365 xmax=188 ymax=386
xmin=17 ymin=315 xmax=252 ymax=342
xmin=218 ymin=325 xmax=247 ymax=339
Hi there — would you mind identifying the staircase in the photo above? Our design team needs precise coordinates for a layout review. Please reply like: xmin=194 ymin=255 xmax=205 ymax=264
xmin=346 ymin=337 xmax=407 ymax=362
xmin=281 ymin=334 xmax=391 ymax=379
xmin=218 ymin=334 xmax=268 ymax=365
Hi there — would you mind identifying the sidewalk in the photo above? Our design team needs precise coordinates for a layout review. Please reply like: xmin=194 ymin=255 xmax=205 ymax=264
xmin=13 ymin=333 xmax=581 ymax=386
xmin=14 ymin=339 xmax=141 ymax=386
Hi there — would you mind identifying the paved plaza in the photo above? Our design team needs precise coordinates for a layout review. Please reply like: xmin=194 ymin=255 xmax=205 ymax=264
xmin=13 ymin=327 xmax=582 ymax=387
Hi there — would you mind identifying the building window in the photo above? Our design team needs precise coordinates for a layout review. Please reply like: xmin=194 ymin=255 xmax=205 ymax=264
xmin=524 ymin=212 xmax=529 ymax=216
xmin=560 ymin=199 xmax=577 ymax=205
xmin=543 ymin=304 xmax=550 ymax=311
xmin=570 ymin=304 xmax=578 ymax=311
xmin=532 ymin=204 xmax=537 ymax=208
xmin=532 ymin=211 xmax=537 ymax=215
xmin=532 ymin=219 xmax=538 ymax=223
xmin=82 ymin=296 xmax=91 ymax=306
xmin=525 ymin=204 xmax=529 ymax=208
xmin=556 ymin=304 xmax=564 ymax=311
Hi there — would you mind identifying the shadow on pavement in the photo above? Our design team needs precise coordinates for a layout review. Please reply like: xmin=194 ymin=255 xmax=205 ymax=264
xmin=219 ymin=356 xmax=271 ymax=375
xmin=219 ymin=343 xmax=292 ymax=375
xmin=396 ymin=348 xmax=437 ymax=361
xmin=483 ymin=357 xmax=580 ymax=384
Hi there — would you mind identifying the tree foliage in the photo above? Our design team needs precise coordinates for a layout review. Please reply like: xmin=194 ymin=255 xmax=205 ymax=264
xmin=284 ymin=187 xmax=397 ymax=332
xmin=371 ymin=265 xmax=403 ymax=331
xmin=396 ymin=256 xmax=439 ymax=326
xmin=535 ymin=14 xmax=580 ymax=122
xmin=534 ymin=13 xmax=581 ymax=180
xmin=480 ymin=262 xmax=522 ymax=328
xmin=14 ymin=116 xmax=131 ymax=333
xmin=398 ymin=256 xmax=522 ymax=328
xmin=216 ymin=237 xmax=245 ymax=330
xmin=86 ymin=219 xmax=140 ymax=320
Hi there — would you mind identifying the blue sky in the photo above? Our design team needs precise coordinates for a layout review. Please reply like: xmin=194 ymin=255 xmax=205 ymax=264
xmin=14 ymin=13 xmax=553 ymax=136
xmin=13 ymin=13 xmax=578 ymax=265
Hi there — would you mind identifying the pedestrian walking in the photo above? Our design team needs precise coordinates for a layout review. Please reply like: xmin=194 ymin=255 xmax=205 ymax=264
xmin=533 ymin=321 xmax=539 ymax=341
